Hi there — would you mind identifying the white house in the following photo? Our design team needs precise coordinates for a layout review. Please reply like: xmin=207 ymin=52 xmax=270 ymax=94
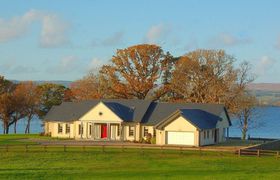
xmin=44 ymin=99 xmax=231 ymax=146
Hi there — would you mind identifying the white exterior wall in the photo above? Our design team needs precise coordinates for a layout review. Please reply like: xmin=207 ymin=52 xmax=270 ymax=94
xmin=156 ymin=116 xmax=199 ymax=146
xmin=199 ymin=129 xmax=215 ymax=146
xmin=45 ymin=121 xmax=75 ymax=138
xmin=216 ymin=111 xmax=230 ymax=142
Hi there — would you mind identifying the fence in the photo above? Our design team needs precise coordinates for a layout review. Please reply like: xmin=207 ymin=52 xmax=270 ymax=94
xmin=237 ymin=148 xmax=280 ymax=158
xmin=1 ymin=144 xmax=279 ymax=158
xmin=0 ymin=144 xmax=235 ymax=154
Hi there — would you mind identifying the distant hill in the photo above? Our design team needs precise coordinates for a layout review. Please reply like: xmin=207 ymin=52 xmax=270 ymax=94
xmin=247 ymin=83 xmax=280 ymax=106
xmin=11 ymin=80 xmax=72 ymax=87
xmin=247 ymin=83 xmax=280 ymax=92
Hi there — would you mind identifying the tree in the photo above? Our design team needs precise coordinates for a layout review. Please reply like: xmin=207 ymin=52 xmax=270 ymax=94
xmin=0 ymin=93 xmax=15 ymax=134
xmin=169 ymin=49 xmax=253 ymax=113
xmin=100 ymin=44 xmax=167 ymax=99
xmin=37 ymin=83 xmax=68 ymax=119
xmin=154 ymin=52 xmax=179 ymax=101
xmin=70 ymin=71 xmax=113 ymax=101
xmin=13 ymin=82 xmax=42 ymax=134
xmin=235 ymin=93 xmax=258 ymax=140
xmin=0 ymin=76 xmax=15 ymax=134
xmin=0 ymin=76 xmax=13 ymax=94
xmin=10 ymin=87 xmax=26 ymax=134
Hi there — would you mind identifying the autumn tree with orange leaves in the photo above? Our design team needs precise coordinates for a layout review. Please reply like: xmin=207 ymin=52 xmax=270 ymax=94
xmin=100 ymin=44 xmax=168 ymax=99
xmin=14 ymin=82 xmax=42 ymax=134
xmin=70 ymin=71 xmax=113 ymax=101
xmin=170 ymin=49 xmax=254 ymax=114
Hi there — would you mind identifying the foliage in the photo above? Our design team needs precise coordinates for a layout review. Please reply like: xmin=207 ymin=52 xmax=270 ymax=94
xmin=37 ymin=83 xmax=69 ymax=118
xmin=0 ymin=45 xmax=258 ymax=139
xmin=14 ymin=82 xmax=42 ymax=133
xmin=100 ymin=44 xmax=167 ymax=99
xmin=0 ymin=93 xmax=16 ymax=134
xmin=70 ymin=71 xmax=113 ymax=101
xmin=235 ymin=93 xmax=258 ymax=140
xmin=170 ymin=49 xmax=254 ymax=114
xmin=151 ymin=137 xmax=156 ymax=144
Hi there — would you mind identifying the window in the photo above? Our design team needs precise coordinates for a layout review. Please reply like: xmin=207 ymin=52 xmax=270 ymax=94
xmin=207 ymin=130 xmax=209 ymax=139
xmin=78 ymin=124 xmax=83 ymax=135
xmin=89 ymin=125 xmax=92 ymax=135
xmin=153 ymin=128 xmax=156 ymax=137
xmin=129 ymin=126 xmax=134 ymax=136
xmin=144 ymin=127 xmax=149 ymax=137
xmin=204 ymin=131 xmax=206 ymax=139
xmin=58 ymin=123 xmax=63 ymax=134
xmin=212 ymin=129 xmax=215 ymax=139
xmin=65 ymin=124 xmax=70 ymax=134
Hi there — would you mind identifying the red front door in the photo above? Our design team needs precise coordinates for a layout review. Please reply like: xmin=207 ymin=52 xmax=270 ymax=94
xmin=101 ymin=124 xmax=107 ymax=138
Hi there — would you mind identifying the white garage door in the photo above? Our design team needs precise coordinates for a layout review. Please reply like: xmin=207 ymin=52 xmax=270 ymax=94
xmin=167 ymin=131 xmax=195 ymax=145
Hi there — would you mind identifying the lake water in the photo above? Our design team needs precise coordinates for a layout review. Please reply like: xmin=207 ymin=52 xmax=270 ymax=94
xmin=229 ymin=106 xmax=280 ymax=139
xmin=0 ymin=106 xmax=280 ymax=139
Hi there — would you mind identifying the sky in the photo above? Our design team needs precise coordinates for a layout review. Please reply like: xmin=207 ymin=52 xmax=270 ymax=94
xmin=0 ymin=0 xmax=280 ymax=82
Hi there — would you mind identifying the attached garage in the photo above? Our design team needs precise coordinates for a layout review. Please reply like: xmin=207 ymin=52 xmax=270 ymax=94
xmin=166 ymin=131 xmax=195 ymax=145
xmin=155 ymin=109 xmax=224 ymax=146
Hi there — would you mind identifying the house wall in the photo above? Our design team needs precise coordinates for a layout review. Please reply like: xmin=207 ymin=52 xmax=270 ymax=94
xmin=156 ymin=116 xmax=199 ymax=146
xmin=122 ymin=123 xmax=140 ymax=141
xmin=156 ymin=129 xmax=165 ymax=145
xmin=199 ymin=129 xmax=215 ymax=146
xmin=79 ymin=102 xmax=123 ymax=122
xmin=45 ymin=121 xmax=75 ymax=138
xmin=216 ymin=111 xmax=230 ymax=142
xmin=77 ymin=102 xmax=123 ymax=140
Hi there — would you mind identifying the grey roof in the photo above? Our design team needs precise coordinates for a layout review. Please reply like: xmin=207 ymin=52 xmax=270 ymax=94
xmin=44 ymin=99 xmax=152 ymax=122
xmin=103 ymin=102 xmax=134 ymax=121
xmin=142 ymin=102 xmax=229 ymax=126
xmin=180 ymin=109 xmax=222 ymax=130
xmin=44 ymin=99 xmax=231 ymax=127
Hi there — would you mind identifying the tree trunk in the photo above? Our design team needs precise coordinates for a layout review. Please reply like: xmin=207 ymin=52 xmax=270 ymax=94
xmin=242 ymin=111 xmax=248 ymax=140
xmin=25 ymin=117 xmax=31 ymax=134
xmin=3 ymin=121 xmax=9 ymax=134
xmin=5 ymin=125 xmax=9 ymax=134
xmin=14 ymin=121 xmax=17 ymax=134
xmin=242 ymin=128 xmax=247 ymax=140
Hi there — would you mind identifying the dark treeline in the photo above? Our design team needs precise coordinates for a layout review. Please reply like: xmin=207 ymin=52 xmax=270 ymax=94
xmin=0 ymin=44 xmax=256 ymax=139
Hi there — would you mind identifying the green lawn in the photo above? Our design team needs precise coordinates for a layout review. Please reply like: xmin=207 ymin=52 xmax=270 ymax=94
xmin=0 ymin=135 xmax=279 ymax=179
xmin=0 ymin=147 xmax=279 ymax=179
xmin=0 ymin=134 xmax=65 ymax=145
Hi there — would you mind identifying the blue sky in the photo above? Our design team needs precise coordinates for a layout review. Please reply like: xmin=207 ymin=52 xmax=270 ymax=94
xmin=0 ymin=0 xmax=280 ymax=82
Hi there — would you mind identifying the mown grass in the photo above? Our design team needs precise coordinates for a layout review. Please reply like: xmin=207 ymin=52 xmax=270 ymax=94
xmin=0 ymin=135 xmax=279 ymax=179
xmin=0 ymin=146 xmax=279 ymax=179
xmin=0 ymin=134 xmax=62 ymax=145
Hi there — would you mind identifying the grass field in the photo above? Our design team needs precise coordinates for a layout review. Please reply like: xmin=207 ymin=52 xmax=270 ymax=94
xmin=0 ymin=135 xmax=279 ymax=179
xmin=0 ymin=148 xmax=280 ymax=179
xmin=0 ymin=134 xmax=65 ymax=145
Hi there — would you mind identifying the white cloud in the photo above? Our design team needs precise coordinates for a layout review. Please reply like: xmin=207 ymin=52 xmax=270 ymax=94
xmin=0 ymin=9 xmax=69 ymax=47
xmin=0 ymin=10 xmax=39 ymax=42
xmin=255 ymin=56 xmax=276 ymax=75
xmin=40 ymin=14 xmax=69 ymax=47
xmin=88 ymin=58 xmax=106 ymax=71
xmin=210 ymin=33 xmax=252 ymax=47
xmin=144 ymin=24 xmax=172 ymax=44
